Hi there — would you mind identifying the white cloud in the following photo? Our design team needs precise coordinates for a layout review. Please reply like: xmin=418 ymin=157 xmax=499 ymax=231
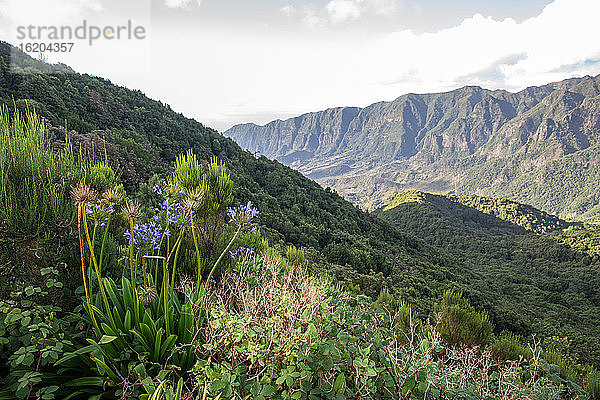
xmin=279 ymin=5 xmax=296 ymax=17
xmin=326 ymin=0 xmax=363 ymax=23
xmin=164 ymin=0 xmax=201 ymax=9
xmin=325 ymin=0 xmax=399 ymax=24
xmin=283 ymin=0 xmax=399 ymax=28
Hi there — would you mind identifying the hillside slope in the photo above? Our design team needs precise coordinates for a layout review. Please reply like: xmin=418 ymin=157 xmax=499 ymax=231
xmin=374 ymin=191 xmax=600 ymax=364
xmin=225 ymin=76 xmax=600 ymax=220
xmin=2 ymin=42 xmax=599 ymax=364
xmin=0 ymin=41 xmax=455 ymax=309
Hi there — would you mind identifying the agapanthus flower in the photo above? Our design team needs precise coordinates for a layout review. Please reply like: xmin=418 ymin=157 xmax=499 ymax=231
xmin=227 ymin=201 xmax=259 ymax=232
xmin=124 ymin=221 xmax=169 ymax=252
xmin=85 ymin=199 xmax=115 ymax=227
xmin=230 ymin=247 xmax=255 ymax=262
xmin=154 ymin=200 xmax=191 ymax=229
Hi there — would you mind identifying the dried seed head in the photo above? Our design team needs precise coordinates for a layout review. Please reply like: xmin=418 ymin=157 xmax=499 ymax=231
xmin=71 ymin=182 xmax=98 ymax=205
xmin=184 ymin=188 xmax=205 ymax=211
xmin=123 ymin=200 xmax=143 ymax=220
xmin=138 ymin=285 xmax=158 ymax=304
xmin=177 ymin=274 xmax=196 ymax=296
xmin=102 ymin=187 xmax=124 ymax=205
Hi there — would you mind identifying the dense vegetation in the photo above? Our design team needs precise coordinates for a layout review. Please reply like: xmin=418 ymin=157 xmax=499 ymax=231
xmin=0 ymin=41 xmax=453 ymax=307
xmin=374 ymin=191 xmax=600 ymax=365
xmin=0 ymin=110 xmax=599 ymax=399
xmin=1 ymin=42 xmax=600 ymax=398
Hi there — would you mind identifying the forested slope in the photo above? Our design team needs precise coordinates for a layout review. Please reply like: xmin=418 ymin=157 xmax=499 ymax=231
xmin=374 ymin=191 xmax=600 ymax=364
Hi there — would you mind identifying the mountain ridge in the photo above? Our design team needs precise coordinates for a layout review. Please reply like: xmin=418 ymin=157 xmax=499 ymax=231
xmin=225 ymin=74 xmax=600 ymax=219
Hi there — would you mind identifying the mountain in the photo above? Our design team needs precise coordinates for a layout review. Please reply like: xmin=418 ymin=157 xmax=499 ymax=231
xmin=225 ymin=76 xmax=600 ymax=220
xmin=373 ymin=191 xmax=600 ymax=364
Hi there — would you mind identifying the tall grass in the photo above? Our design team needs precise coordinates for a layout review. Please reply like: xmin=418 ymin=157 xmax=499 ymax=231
xmin=0 ymin=106 xmax=112 ymax=237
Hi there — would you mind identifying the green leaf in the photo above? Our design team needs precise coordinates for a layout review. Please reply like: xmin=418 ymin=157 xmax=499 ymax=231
xmin=333 ymin=373 xmax=345 ymax=393
xmin=98 ymin=335 xmax=117 ymax=345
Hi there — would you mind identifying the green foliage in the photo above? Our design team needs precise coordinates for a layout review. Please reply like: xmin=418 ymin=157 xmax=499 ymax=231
xmin=284 ymin=244 xmax=308 ymax=268
xmin=435 ymin=290 xmax=493 ymax=348
xmin=584 ymin=366 xmax=600 ymax=400
xmin=0 ymin=266 xmax=79 ymax=400
xmin=0 ymin=107 xmax=114 ymax=237
xmin=490 ymin=332 xmax=532 ymax=362
xmin=376 ymin=191 xmax=600 ymax=365
xmin=195 ymin=256 xmax=578 ymax=399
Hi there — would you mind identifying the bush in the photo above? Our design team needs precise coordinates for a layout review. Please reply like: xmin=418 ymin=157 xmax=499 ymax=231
xmin=435 ymin=289 xmax=493 ymax=348
xmin=584 ymin=366 xmax=600 ymax=400
xmin=490 ymin=331 xmax=532 ymax=362
xmin=0 ymin=106 xmax=114 ymax=237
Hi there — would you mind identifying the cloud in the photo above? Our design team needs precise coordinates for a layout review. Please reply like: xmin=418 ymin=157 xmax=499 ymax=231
xmin=279 ymin=5 xmax=296 ymax=17
xmin=326 ymin=0 xmax=363 ymax=23
xmin=164 ymin=0 xmax=201 ymax=9
xmin=282 ymin=0 xmax=399 ymax=28
xmin=325 ymin=0 xmax=398 ymax=23
xmin=182 ymin=0 xmax=600 ymax=130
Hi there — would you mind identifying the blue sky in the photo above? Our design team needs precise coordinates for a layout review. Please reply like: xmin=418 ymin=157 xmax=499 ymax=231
xmin=1 ymin=0 xmax=600 ymax=130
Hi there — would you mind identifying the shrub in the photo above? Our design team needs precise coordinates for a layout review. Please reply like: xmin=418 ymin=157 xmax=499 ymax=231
xmin=0 ymin=106 xmax=114 ymax=237
xmin=284 ymin=244 xmax=308 ymax=269
xmin=584 ymin=366 xmax=600 ymax=400
xmin=490 ymin=331 xmax=532 ymax=362
xmin=435 ymin=289 xmax=493 ymax=348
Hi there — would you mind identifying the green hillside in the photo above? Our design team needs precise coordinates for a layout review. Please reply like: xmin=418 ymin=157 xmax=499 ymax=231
xmin=1 ymin=109 xmax=597 ymax=399
xmin=1 ymin=41 xmax=599 ymax=370
xmin=375 ymin=191 xmax=600 ymax=364
xmin=0 ymin=42 xmax=457 ymax=311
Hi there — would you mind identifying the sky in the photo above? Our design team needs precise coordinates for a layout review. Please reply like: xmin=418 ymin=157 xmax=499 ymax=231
xmin=1 ymin=0 xmax=600 ymax=131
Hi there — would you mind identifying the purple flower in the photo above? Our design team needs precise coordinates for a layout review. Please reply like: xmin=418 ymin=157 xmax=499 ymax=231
xmin=155 ymin=200 xmax=190 ymax=228
xmin=85 ymin=200 xmax=115 ymax=227
xmin=124 ymin=221 xmax=169 ymax=253
xmin=230 ymin=247 xmax=255 ymax=261
xmin=227 ymin=201 xmax=259 ymax=232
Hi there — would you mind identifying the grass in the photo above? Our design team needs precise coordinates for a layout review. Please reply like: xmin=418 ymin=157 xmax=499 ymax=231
xmin=0 ymin=105 xmax=113 ymax=238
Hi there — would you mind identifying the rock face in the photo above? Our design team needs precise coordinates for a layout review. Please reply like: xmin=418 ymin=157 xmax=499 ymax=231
xmin=225 ymin=75 xmax=600 ymax=221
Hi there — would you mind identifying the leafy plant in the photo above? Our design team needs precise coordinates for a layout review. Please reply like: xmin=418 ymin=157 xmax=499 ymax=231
xmin=55 ymin=151 xmax=259 ymax=398
xmin=435 ymin=289 xmax=493 ymax=348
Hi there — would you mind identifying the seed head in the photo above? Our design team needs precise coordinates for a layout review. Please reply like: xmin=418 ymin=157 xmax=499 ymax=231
xmin=184 ymin=188 xmax=205 ymax=211
xmin=138 ymin=285 xmax=158 ymax=304
xmin=102 ymin=187 xmax=124 ymax=205
xmin=71 ymin=182 xmax=98 ymax=205
xmin=123 ymin=200 xmax=143 ymax=220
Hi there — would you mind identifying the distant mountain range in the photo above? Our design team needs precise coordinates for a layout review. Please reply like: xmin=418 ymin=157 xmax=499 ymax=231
xmin=225 ymin=76 xmax=600 ymax=221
